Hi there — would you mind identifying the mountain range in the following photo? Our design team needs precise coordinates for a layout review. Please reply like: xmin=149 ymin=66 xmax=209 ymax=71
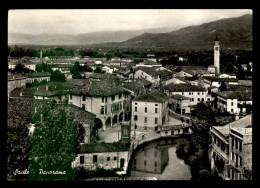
xmin=8 ymin=14 xmax=252 ymax=50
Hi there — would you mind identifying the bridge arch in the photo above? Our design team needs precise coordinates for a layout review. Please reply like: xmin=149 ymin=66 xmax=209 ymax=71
xmin=105 ymin=117 xmax=111 ymax=128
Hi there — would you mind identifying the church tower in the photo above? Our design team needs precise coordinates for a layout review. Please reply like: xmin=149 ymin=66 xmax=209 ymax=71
xmin=214 ymin=36 xmax=220 ymax=74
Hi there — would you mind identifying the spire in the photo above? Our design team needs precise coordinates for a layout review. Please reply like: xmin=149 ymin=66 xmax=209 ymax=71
xmin=215 ymin=35 xmax=219 ymax=41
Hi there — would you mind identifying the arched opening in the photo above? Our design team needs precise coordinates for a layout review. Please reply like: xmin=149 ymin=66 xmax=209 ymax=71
xmin=93 ymin=118 xmax=103 ymax=141
xmin=106 ymin=117 xmax=111 ymax=128
xmin=119 ymin=112 xmax=124 ymax=122
xmin=113 ymin=115 xmax=118 ymax=125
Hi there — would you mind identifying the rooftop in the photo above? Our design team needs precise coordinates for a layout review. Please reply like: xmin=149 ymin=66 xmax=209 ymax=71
xmin=216 ymin=91 xmax=252 ymax=101
xmin=19 ymin=72 xmax=51 ymax=78
xmin=121 ymin=82 xmax=143 ymax=93
xmin=135 ymin=78 xmax=152 ymax=87
xmin=172 ymin=94 xmax=190 ymax=100
xmin=164 ymin=83 xmax=206 ymax=92
xmin=136 ymin=67 xmax=160 ymax=76
xmin=133 ymin=89 xmax=169 ymax=103
xmin=203 ymin=76 xmax=238 ymax=82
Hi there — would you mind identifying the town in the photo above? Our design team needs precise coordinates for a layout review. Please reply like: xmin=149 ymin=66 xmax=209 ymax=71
xmin=7 ymin=10 xmax=252 ymax=181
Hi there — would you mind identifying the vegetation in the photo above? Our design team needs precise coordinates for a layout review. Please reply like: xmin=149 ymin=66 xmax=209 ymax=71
xmin=9 ymin=63 xmax=34 ymax=73
xmin=50 ymin=70 xmax=66 ymax=82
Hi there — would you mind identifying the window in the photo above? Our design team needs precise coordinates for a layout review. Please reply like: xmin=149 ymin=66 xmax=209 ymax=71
xmin=145 ymin=107 xmax=147 ymax=113
xmin=235 ymin=139 xmax=238 ymax=149
xmin=232 ymin=138 xmax=235 ymax=148
xmin=239 ymin=140 xmax=242 ymax=151
xmin=111 ymin=95 xmax=115 ymax=101
xmin=134 ymin=115 xmax=138 ymax=121
xmin=154 ymin=162 xmax=157 ymax=167
xmin=155 ymin=118 xmax=158 ymax=124
xmin=82 ymin=95 xmax=86 ymax=101
xmin=144 ymin=160 xmax=146 ymax=166
xmin=189 ymin=92 xmax=191 ymax=95
xmin=154 ymin=150 xmax=157 ymax=158
xmin=80 ymin=156 xmax=84 ymax=164
xmin=144 ymin=126 xmax=147 ymax=130
xmin=182 ymin=92 xmax=184 ymax=95
xmin=107 ymin=157 xmax=110 ymax=161
xmin=119 ymin=93 xmax=122 ymax=99
xmin=231 ymin=102 xmax=233 ymax=106
xmin=135 ymin=107 xmax=137 ymax=112
xmin=231 ymin=152 xmax=234 ymax=161
xmin=239 ymin=156 xmax=242 ymax=166
xmin=93 ymin=155 xmax=98 ymax=163
xmin=198 ymin=92 xmax=200 ymax=95
xmin=135 ymin=103 xmax=137 ymax=105
xmin=155 ymin=108 xmax=158 ymax=113
xmin=70 ymin=94 xmax=72 ymax=100
xmin=82 ymin=104 xmax=85 ymax=110
xmin=198 ymin=98 xmax=200 ymax=101
xmin=191 ymin=98 xmax=194 ymax=102
xmin=114 ymin=157 xmax=117 ymax=160
xmin=144 ymin=117 xmax=147 ymax=123
xmin=202 ymin=92 xmax=204 ymax=95
xmin=155 ymin=104 xmax=158 ymax=106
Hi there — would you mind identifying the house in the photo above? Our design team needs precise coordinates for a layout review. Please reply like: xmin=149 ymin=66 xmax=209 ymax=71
xmin=135 ymin=78 xmax=153 ymax=91
xmin=72 ymin=143 xmax=129 ymax=172
xmin=131 ymin=90 xmax=169 ymax=132
xmin=163 ymin=83 xmax=210 ymax=106
xmin=67 ymin=79 xmax=132 ymax=130
xmin=161 ymin=77 xmax=188 ymax=87
xmin=132 ymin=67 xmax=160 ymax=86
xmin=8 ymin=73 xmax=27 ymax=101
xmin=215 ymin=91 xmax=252 ymax=114
xmin=136 ymin=60 xmax=162 ymax=68
xmin=169 ymin=94 xmax=190 ymax=115
xmin=201 ymin=76 xmax=238 ymax=90
xmin=217 ymin=73 xmax=237 ymax=79
xmin=176 ymin=66 xmax=215 ymax=77
xmin=102 ymin=65 xmax=118 ymax=74
xmin=210 ymin=114 xmax=252 ymax=180
xmin=21 ymin=72 xmax=51 ymax=83
xmin=121 ymin=81 xmax=145 ymax=99
xmin=157 ymin=69 xmax=173 ymax=81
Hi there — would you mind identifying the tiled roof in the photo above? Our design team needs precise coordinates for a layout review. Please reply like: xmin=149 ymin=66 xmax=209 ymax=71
xmin=172 ymin=94 xmax=190 ymax=100
xmin=9 ymin=88 xmax=34 ymax=98
xmin=19 ymin=72 xmax=51 ymax=78
xmin=122 ymin=82 xmax=143 ymax=92
xmin=158 ymin=69 xmax=172 ymax=77
xmin=216 ymin=91 xmax=252 ymax=101
xmin=79 ymin=142 xmax=130 ymax=153
xmin=238 ymin=80 xmax=252 ymax=86
xmin=227 ymin=85 xmax=252 ymax=92
xmin=203 ymin=76 xmax=238 ymax=82
xmin=136 ymin=67 xmax=160 ymax=76
xmin=164 ymin=83 xmax=205 ymax=92
xmin=133 ymin=89 xmax=169 ymax=103
xmin=8 ymin=73 xmax=28 ymax=81
xmin=135 ymin=78 xmax=152 ymax=87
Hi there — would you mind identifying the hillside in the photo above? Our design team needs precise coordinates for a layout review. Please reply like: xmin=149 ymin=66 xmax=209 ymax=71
xmin=8 ymin=26 xmax=183 ymax=45
xmin=115 ymin=14 xmax=252 ymax=50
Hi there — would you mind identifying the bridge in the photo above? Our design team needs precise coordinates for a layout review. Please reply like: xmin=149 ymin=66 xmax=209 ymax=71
xmin=125 ymin=123 xmax=193 ymax=175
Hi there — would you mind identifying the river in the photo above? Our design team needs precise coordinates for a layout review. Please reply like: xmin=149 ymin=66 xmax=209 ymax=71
xmin=130 ymin=139 xmax=192 ymax=180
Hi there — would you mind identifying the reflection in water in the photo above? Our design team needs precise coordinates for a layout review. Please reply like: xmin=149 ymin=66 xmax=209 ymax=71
xmin=131 ymin=139 xmax=191 ymax=180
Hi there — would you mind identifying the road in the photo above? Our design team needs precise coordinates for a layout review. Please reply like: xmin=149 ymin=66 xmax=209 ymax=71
xmin=97 ymin=124 xmax=121 ymax=143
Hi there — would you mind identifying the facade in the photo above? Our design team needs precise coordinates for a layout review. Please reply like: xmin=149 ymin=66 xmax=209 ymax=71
xmin=210 ymin=114 xmax=252 ymax=180
xmin=133 ymin=67 xmax=160 ymax=86
xmin=170 ymin=94 xmax=190 ymax=115
xmin=8 ymin=74 xmax=27 ymax=101
xmin=163 ymin=83 xmax=210 ymax=106
xmin=215 ymin=91 xmax=252 ymax=114
xmin=131 ymin=90 xmax=169 ymax=132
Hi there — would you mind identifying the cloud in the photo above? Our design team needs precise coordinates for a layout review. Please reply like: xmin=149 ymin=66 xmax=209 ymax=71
xmin=8 ymin=9 xmax=252 ymax=35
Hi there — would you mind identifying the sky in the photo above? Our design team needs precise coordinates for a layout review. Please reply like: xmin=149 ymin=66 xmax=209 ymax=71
xmin=8 ymin=9 xmax=252 ymax=35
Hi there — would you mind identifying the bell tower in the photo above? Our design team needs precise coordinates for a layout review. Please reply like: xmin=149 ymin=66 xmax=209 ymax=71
xmin=214 ymin=36 xmax=220 ymax=74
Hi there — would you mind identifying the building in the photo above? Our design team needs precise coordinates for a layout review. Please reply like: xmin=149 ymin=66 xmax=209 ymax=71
xmin=169 ymin=94 xmax=190 ymax=115
xmin=214 ymin=36 xmax=220 ymax=74
xmin=163 ymin=83 xmax=210 ymax=106
xmin=72 ymin=143 xmax=129 ymax=172
xmin=8 ymin=73 xmax=27 ymax=101
xmin=201 ymin=76 xmax=238 ymax=90
xmin=215 ymin=91 xmax=252 ymax=114
xmin=132 ymin=67 xmax=160 ymax=86
xmin=102 ymin=65 xmax=118 ymax=74
xmin=136 ymin=60 xmax=162 ymax=68
xmin=121 ymin=81 xmax=146 ymax=99
xmin=210 ymin=114 xmax=252 ymax=180
xmin=131 ymin=90 xmax=169 ymax=132
xmin=161 ymin=77 xmax=188 ymax=86
xmin=21 ymin=72 xmax=51 ymax=84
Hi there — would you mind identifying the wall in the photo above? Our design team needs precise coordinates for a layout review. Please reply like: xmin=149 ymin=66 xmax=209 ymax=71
xmin=72 ymin=151 xmax=129 ymax=171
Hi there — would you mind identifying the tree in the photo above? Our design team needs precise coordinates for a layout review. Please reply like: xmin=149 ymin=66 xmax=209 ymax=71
xmin=70 ymin=62 xmax=80 ymax=79
xmin=29 ymin=109 xmax=78 ymax=181
xmin=12 ymin=63 xmax=32 ymax=73
xmin=7 ymin=115 xmax=31 ymax=181
xmin=94 ymin=66 xmax=105 ymax=74
xmin=50 ymin=70 xmax=66 ymax=82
